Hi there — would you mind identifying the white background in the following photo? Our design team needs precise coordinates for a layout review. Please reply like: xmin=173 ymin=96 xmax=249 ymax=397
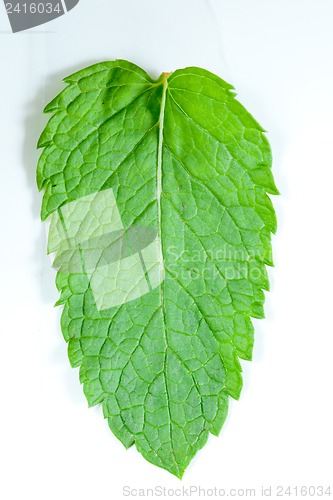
xmin=0 ymin=0 xmax=332 ymax=498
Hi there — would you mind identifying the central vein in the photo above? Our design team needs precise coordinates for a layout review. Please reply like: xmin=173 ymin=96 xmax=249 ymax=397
xmin=156 ymin=72 xmax=177 ymax=470
xmin=157 ymin=73 xmax=169 ymax=266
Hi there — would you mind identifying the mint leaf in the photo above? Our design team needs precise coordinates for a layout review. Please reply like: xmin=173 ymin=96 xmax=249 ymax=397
xmin=37 ymin=60 xmax=278 ymax=478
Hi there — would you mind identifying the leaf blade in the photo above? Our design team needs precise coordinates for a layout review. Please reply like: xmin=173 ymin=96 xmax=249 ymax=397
xmin=38 ymin=61 xmax=277 ymax=478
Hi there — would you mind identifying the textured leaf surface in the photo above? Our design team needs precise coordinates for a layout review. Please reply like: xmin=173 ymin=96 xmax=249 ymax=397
xmin=37 ymin=60 xmax=278 ymax=478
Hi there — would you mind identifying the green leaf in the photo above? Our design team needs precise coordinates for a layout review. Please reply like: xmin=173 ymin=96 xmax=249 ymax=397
xmin=37 ymin=60 xmax=278 ymax=478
